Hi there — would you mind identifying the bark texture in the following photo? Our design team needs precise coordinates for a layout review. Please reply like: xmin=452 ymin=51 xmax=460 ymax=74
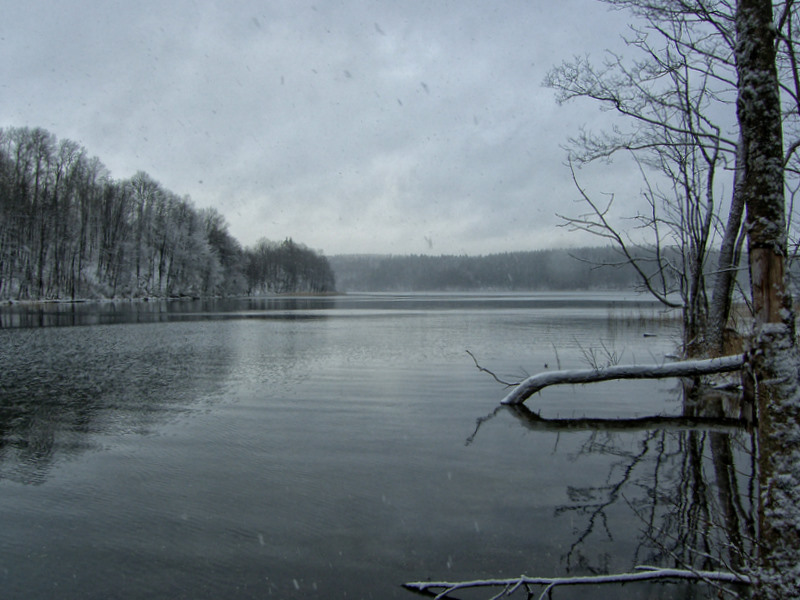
xmin=735 ymin=0 xmax=800 ymax=596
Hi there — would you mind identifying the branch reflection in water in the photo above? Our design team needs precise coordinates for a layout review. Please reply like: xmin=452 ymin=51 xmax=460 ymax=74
xmin=462 ymin=387 xmax=754 ymax=598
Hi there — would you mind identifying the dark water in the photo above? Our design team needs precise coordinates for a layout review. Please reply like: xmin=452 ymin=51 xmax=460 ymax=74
xmin=0 ymin=293 xmax=752 ymax=599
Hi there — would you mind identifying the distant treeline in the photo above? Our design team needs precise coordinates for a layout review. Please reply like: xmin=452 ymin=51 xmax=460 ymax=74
xmin=0 ymin=127 xmax=335 ymax=300
xmin=331 ymin=248 xmax=692 ymax=292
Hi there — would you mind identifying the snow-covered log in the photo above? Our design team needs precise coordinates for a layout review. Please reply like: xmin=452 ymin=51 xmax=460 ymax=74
xmin=501 ymin=354 xmax=745 ymax=405
xmin=404 ymin=566 xmax=752 ymax=599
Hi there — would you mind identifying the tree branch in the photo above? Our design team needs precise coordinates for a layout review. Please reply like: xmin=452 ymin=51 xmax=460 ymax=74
xmin=501 ymin=354 xmax=745 ymax=405
xmin=465 ymin=350 xmax=518 ymax=387
xmin=403 ymin=566 xmax=752 ymax=599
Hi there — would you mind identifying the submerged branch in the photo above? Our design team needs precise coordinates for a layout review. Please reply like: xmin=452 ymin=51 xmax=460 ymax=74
xmin=501 ymin=354 xmax=745 ymax=405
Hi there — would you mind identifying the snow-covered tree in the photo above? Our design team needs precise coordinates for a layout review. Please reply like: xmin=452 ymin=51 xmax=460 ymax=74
xmin=735 ymin=0 xmax=800 ymax=596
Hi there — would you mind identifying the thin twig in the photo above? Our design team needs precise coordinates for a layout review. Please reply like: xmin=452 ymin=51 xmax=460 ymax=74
xmin=466 ymin=350 xmax=519 ymax=388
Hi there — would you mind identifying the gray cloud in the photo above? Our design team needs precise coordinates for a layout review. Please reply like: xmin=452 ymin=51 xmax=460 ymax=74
xmin=1 ymin=0 xmax=640 ymax=254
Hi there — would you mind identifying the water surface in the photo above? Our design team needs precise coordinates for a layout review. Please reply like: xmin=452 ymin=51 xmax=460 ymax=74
xmin=0 ymin=294 xmax=751 ymax=599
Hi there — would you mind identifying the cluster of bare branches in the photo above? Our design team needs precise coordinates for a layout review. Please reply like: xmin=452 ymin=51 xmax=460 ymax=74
xmin=544 ymin=0 xmax=800 ymax=358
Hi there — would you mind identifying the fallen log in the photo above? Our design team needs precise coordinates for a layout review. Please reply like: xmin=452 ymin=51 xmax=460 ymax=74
xmin=501 ymin=354 xmax=745 ymax=406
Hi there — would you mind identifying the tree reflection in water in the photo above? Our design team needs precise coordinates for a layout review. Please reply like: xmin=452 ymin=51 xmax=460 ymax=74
xmin=501 ymin=390 xmax=754 ymax=597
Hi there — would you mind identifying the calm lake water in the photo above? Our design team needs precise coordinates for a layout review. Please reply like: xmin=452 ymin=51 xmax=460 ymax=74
xmin=0 ymin=293 xmax=752 ymax=599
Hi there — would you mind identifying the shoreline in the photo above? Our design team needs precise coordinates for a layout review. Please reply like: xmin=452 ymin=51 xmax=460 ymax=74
xmin=2 ymin=291 xmax=346 ymax=307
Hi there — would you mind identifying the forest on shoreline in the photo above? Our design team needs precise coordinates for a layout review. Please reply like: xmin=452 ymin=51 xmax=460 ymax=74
xmin=0 ymin=126 xmax=749 ymax=301
xmin=329 ymin=247 xmax=737 ymax=293
xmin=0 ymin=127 xmax=335 ymax=301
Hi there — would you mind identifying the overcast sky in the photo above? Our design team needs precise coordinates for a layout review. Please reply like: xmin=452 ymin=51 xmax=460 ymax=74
xmin=1 ymin=0 xmax=641 ymax=255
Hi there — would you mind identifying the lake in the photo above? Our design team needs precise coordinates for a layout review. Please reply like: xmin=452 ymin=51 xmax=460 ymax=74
xmin=0 ymin=293 xmax=752 ymax=599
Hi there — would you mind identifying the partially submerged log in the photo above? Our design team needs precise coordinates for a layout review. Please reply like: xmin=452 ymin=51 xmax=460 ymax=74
xmin=501 ymin=354 xmax=745 ymax=406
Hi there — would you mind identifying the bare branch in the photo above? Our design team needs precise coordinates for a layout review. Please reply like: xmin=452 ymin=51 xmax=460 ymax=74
xmin=465 ymin=350 xmax=518 ymax=388
xmin=404 ymin=566 xmax=752 ymax=599
xmin=561 ymin=161 xmax=684 ymax=308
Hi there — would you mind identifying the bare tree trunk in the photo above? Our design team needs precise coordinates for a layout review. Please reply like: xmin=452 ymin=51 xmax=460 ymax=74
xmin=735 ymin=0 xmax=800 ymax=596
xmin=707 ymin=135 xmax=747 ymax=356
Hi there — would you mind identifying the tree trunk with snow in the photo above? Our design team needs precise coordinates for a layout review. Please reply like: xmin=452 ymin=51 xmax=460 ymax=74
xmin=735 ymin=0 xmax=800 ymax=596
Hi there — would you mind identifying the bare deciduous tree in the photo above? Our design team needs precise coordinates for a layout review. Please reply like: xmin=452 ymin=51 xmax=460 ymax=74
xmin=547 ymin=0 xmax=800 ymax=359
xmin=546 ymin=0 xmax=744 ymax=357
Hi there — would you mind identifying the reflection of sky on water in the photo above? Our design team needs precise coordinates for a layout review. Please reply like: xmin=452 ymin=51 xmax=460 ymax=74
xmin=0 ymin=322 xmax=237 ymax=484
xmin=0 ymin=291 xmax=671 ymax=329
xmin=0 ymin=294 xmax=749 ymax=599
xmin=0 ymin=294 xmax=684 ymax=484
